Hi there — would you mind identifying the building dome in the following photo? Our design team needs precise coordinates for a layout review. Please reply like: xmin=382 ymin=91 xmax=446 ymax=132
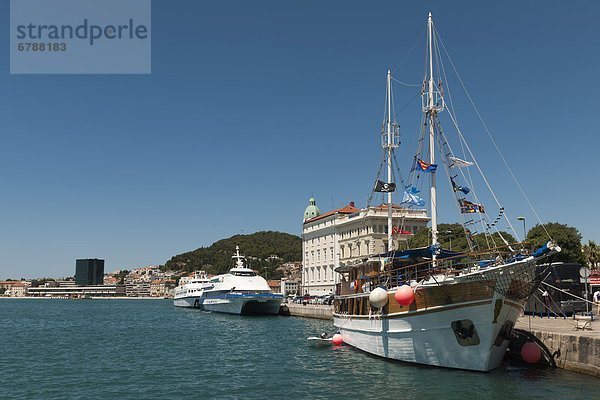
xmin=303 ymin=197 xmax=321 ymax=221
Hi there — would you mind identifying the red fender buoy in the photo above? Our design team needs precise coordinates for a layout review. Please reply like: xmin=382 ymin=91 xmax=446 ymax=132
xmin=521 ymin=341 xmax=541 ymax=364
xmin=332 ymin=333 xmax=343 ymax=345
xmin=394 ymin=285 xmax=415 ymax=306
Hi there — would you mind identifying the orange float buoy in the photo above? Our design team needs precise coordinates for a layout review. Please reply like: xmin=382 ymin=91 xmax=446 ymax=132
xmin=394 ymin=285 xmax=415 ymax=306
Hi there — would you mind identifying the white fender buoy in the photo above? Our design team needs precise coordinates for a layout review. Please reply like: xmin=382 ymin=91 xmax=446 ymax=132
xmin=369 ymin=287 xmax=388 ymax=308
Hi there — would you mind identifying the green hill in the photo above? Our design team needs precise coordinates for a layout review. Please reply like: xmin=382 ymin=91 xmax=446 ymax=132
xmin=163 ymin=231 xmax=301 ymax=279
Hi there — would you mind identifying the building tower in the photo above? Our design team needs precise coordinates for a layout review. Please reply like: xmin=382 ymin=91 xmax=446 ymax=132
xmin=75 ymin=258 xmax=105 ymax=286
xmin=303 ymin=197 xmax=321 ymax=222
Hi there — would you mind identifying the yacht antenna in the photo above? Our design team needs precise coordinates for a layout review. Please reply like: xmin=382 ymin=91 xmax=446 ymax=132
xmin=232 ymin=245 xmax=245 ymax=268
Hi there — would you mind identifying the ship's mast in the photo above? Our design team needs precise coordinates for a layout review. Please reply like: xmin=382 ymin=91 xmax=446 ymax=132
xmin=387 ymin=70 xmax=393 ymax=252
xmin=427 ymin=12 xmax=438 ymax=257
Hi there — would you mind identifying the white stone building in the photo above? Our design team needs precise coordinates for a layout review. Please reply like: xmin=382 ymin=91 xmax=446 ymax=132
xmin=301 ymin=198 xmax=429 ymax=295
xmin=280 ymin=278 xmax=299 ymax=296
xmin=9 ymin=283 xmax=29 ymax=297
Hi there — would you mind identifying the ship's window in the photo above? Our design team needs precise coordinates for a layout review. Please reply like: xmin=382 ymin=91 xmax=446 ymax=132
xmin=233 ymin=271 xmax=256 ymax=276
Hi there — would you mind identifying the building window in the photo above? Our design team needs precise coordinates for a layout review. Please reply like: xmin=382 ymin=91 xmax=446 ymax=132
xmin=317 ymin=250 xmax=320 ymax=262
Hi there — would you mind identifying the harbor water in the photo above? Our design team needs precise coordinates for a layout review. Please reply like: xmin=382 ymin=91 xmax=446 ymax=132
xmin=1 ymin=299 xmax=598 ymax=400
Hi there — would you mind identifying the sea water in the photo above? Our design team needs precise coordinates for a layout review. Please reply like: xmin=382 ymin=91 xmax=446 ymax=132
xmin=1 ymin=299 xmax=598 ymax=400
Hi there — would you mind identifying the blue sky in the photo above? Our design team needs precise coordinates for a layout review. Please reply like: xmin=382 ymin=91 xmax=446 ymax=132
xmin=1 ymin=0 xmax=598 ymax=279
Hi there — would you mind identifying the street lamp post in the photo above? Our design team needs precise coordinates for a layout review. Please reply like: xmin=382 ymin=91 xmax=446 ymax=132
xmin=517 ymin=216 xmax=526 ymax=242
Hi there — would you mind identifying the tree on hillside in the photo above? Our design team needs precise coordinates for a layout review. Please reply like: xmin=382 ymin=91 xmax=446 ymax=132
xmin=162 ymin=231 xmax=301 ymax=276
xmin=526 ymin=222 xmax=583 ymax=264
xmin=117 ymin=270 xmax=129 ymax=284
xmin=405 ymin=223 xmax=516 ymax=253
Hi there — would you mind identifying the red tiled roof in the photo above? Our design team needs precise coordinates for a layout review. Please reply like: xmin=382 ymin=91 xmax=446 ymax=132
xmin=372 ymin=203 xmax=404 ymax=210
xmin=304 ymin=205 xmax=361 ymax=224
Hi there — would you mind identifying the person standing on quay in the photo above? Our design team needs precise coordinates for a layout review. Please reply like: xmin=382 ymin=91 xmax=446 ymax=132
xmin=594 ymin=289 xmax=600 ymax=316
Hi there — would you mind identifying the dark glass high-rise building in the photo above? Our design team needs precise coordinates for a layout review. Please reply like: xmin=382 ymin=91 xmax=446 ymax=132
xmin=75 ymin=259 xmax=105 ymax=286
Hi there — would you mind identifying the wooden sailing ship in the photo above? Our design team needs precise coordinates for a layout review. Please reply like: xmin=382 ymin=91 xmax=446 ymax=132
xmin=332 ymin=13 xmax=560 ymax=371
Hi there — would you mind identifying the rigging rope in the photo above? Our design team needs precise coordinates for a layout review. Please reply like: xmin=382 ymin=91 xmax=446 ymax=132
xmin=390 ymin=77 xmax=422 ymax=87
xmin=434 ymin=28 xmax=553 ymax=243
xmin=392 ymin=27 xmax=426 ymax=75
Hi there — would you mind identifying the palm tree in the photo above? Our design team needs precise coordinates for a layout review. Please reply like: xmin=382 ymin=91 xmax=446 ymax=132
xmin=583 ymin=240 xmax=600 ymax=271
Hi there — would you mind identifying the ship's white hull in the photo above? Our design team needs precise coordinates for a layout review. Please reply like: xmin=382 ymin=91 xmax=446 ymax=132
xmin=174 ymin=293 xmax=283 ymax=315
xmin=334 ymin=294 xmax=522 ymax=371
xmin=173 ymin=295 xmax=202 ymax=308
xmin=202 ymin=294 xmax=282 ymax=315
xmin=332 ymin=253 xmax=546 ymax=371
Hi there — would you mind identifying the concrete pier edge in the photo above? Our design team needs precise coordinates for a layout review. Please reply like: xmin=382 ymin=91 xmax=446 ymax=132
xmin=514 ymin=315 xmax=600 ymax=377
xmin=280 ymin=303 xmax=333 ymax=320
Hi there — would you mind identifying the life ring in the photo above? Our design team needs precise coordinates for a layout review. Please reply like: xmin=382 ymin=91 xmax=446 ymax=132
xmin=354 ymin=280 xmax=359 ymax=292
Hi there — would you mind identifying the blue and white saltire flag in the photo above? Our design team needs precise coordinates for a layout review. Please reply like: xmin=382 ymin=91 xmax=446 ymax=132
xmin=402 ymin=190 xmax=425 ymax=207
xmin=404 ymin=185 xmax=420 ymax=194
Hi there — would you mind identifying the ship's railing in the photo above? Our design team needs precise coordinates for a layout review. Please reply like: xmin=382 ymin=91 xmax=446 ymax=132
xmin=335 ymin=242 xmax=535 ymax=296
xmin=389 ymin=242 xmax=535 ymax=284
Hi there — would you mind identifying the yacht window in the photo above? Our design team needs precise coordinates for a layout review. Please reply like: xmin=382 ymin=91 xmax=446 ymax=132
xmin=232 ymin=271 xmax=256 ymax=276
